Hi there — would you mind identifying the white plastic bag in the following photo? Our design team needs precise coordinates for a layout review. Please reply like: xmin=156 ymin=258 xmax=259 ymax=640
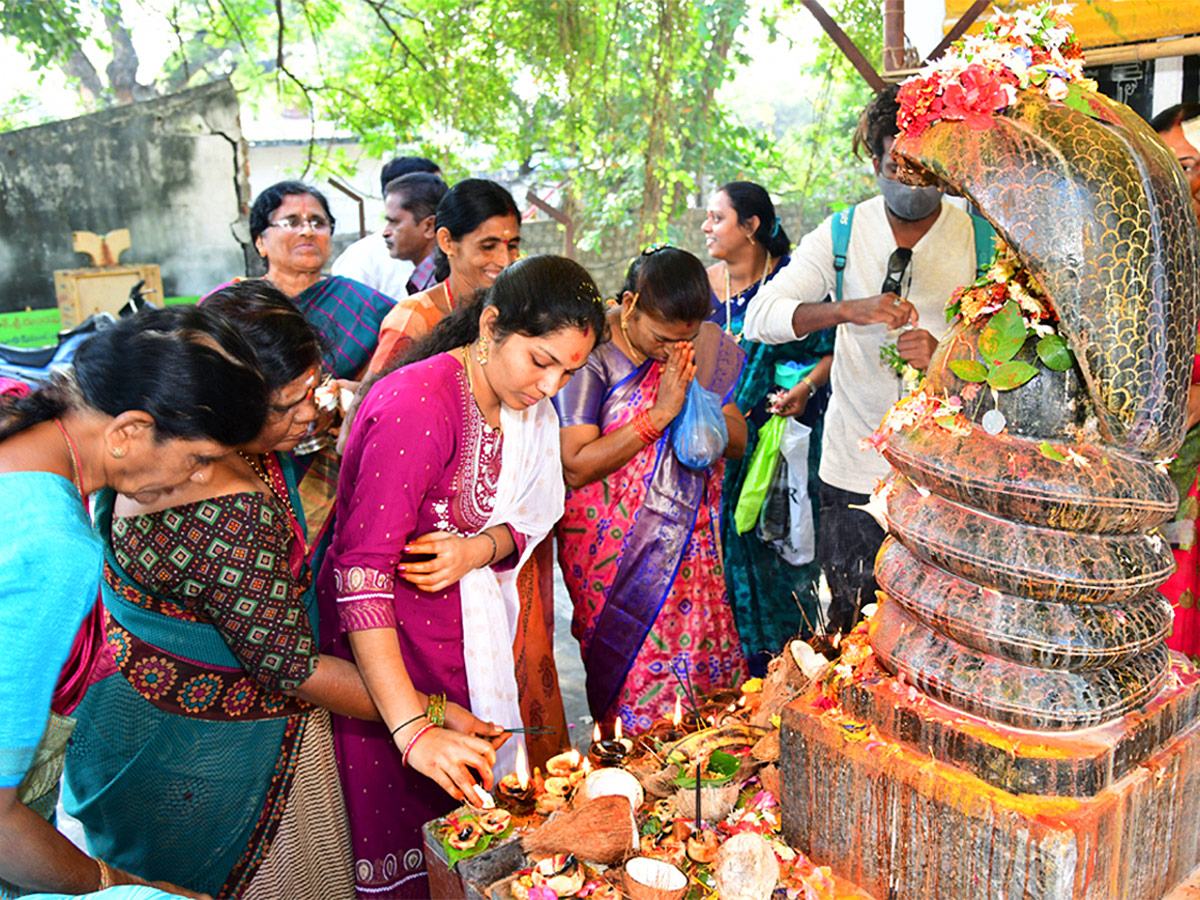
xmin=756 ymin=418 xmax=814 ymax=565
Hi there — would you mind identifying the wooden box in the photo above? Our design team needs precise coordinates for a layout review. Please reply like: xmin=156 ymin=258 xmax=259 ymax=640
xmin=53 ymin=264 xmax=162 ymax=328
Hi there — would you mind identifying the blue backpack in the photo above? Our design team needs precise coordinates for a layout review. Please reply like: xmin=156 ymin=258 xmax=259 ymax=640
xmin=829 ymin=204 xmax=995 ymax=301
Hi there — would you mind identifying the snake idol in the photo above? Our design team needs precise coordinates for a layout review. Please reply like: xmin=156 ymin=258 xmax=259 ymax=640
xmin=865 ymin=12 xmax=1200 ymax=731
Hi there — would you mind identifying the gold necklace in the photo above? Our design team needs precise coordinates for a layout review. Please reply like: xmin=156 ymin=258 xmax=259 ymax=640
xmin=237 ymin=451 xmax=299 ymax=524
xmin=723 ymin=253 xmax=773 ymax=338
xmin=460 ymin=347 xmax=501 ymax=434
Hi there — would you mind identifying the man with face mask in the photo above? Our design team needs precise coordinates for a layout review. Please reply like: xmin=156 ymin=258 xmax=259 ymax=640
xmin=743 ymin=84 xmax=982 ymax=637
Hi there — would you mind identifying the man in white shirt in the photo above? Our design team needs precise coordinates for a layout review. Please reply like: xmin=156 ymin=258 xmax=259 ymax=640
xmin=330 ymin=155 xmax=441 ymax=299
xmin=744 ymin=86 xmax=981 ymax=635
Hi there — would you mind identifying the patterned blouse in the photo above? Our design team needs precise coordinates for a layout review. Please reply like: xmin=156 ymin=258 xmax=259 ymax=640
xmin=112 ymin=492 xmax=319 ymax=693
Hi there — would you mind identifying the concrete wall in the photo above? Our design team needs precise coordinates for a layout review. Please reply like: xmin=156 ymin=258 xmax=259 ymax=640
xmin=0 ymin=80 xmax=248 ymax=312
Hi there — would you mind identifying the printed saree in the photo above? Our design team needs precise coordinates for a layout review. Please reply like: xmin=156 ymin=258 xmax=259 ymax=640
xmin=63 ymin=457 xmax=352 ymax=899
xmin=556 ymin=323 xmax=748 ymax=732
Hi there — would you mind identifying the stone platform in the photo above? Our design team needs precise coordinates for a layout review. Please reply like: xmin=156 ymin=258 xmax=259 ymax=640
xmin=781 ymin=655 xmax=1200 ymax=900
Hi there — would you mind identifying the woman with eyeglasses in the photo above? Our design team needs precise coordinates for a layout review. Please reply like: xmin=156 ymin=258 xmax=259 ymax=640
xmin=64 ymin=283 xmax=381 ymax=898
xmin=248 ymin=181 xmax=395 ymax=381
xmin=701 ymin=181 xmax=834 ymax=675
xmin=556 ymin=247 xmax=749 ymax=733
xmin=238 ymin=182 xmax=398 ymax=578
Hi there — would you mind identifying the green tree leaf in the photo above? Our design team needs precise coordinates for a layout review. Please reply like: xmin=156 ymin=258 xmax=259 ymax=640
xmin=948 ymin=358 xmax=988 ymax=382
xmin=987 ymin=360 xmax=1039 ymax=391
xmin=978 ymin=301 xmax=1028 ymax=364
xmin=1036 ymin=333 xmax=1075 ymax=371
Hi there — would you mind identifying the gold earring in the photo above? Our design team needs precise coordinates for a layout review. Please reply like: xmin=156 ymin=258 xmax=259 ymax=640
xmin=110 ymin=446 xmax=127 ymax=459
xmin=747 ymin=233 xmax=755 ymax=245
xmin=477 ymin=335 xmax=489 ymax=365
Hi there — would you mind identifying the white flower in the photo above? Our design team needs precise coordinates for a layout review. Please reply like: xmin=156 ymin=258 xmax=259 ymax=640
xmin=1046 ymin=77 xmax=1069 ymax=101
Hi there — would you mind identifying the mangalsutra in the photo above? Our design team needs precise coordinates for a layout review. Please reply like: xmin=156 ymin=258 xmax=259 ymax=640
xmin=723 ymin=252 xmax=772 ymax=340
xmin=238 ymin=451 xmax=299 ymax=523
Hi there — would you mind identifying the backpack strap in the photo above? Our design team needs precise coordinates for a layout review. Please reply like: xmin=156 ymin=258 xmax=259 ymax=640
xmin=969 ymin=211 xmax=996 ymax=277
xmin=830 ymin=206 xmax=855 ymax=302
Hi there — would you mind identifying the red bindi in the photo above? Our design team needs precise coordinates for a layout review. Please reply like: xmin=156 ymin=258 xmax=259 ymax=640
xmin=571 ymin=350 xmax=582 ymax=361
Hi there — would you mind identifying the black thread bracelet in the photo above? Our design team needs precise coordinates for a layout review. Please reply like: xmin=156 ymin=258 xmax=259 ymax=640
xmin=480 ymin=531 xmax=498 ymax=566
xmin=390 ymin=713 xmax=426 ymax=738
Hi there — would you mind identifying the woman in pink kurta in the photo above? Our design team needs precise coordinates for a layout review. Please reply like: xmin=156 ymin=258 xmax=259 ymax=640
xmin=317 ymin=255 xmax=606 ymax=899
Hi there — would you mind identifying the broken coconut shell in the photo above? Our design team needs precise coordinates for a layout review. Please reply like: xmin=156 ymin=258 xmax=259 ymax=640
xmin=623 ymin=856 xmax=688 ymax=900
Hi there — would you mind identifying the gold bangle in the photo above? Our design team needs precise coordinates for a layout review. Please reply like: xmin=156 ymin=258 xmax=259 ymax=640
xmin=96 ymin=858 xmax=115 ymax=890
xmin=800 ymin=376 xmax=815 ymax=393
xmin=427 ymin=692 xmax=447 ymax=727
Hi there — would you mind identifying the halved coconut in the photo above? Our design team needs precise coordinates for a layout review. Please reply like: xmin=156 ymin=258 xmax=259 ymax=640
xmin=622 ymin=856 xmax=688 ymax=900
xmin=582 ymin=767 xmax=644 ymax=809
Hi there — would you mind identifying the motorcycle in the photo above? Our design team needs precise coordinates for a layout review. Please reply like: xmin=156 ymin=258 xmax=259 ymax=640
xmin=0 ymin=280 xmax=155 ymax=387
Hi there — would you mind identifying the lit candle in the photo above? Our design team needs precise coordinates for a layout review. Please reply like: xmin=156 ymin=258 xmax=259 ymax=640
xmin=588 ymin=722 xmax=629 ymax=769
xmin=614 ymin=718 xmax=633 ymax=752
xmin=496 ymin=742 xmax=535 ymax=809
xmin=516 ymin=742 xmax=529 ymax=791
xmin=673 ymin=695 xmax=682 ymax=728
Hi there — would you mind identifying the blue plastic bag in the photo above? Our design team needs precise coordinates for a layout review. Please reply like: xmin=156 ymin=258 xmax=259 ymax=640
xmin=671 ymin=379 xmax=728 ymax=470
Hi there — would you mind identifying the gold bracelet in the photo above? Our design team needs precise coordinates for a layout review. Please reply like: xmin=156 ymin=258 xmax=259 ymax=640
xmin=800 ymin=376 xmax=815 ymax=393
xmin=96 ymin=858 xmax=115 ymax=890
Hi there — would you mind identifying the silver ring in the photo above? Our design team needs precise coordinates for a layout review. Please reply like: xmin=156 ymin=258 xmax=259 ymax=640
xmin=892 ymin=297 xmax=903 ymax=307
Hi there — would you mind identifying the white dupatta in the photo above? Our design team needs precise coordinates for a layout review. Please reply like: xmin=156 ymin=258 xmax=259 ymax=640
xmin=458 ymin=396 xmax=565 ymax=777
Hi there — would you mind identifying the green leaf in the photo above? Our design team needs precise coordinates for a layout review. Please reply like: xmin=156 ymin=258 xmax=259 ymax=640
xmin=987 ymin=360 xmax=1039 ymax=391
xmin=977 ymin=301 xmax=1028 ymax=364
xmin=1036 ymin=334 xmax=1074 ymax=371
xmin=443 ymin=830 xmax=492 ymax=867
xmin=1062 ymin=84 xmax=1095 ymax=118
xmin=706 ymin=749 xmax=740 ymax=779
xmin=948 ymin=358 xmax=988 ymax=382
xmin=673 ymin=749 xmax=741 ymax=787
xmin=1039 ymin=441 xmax=1067 ymax=462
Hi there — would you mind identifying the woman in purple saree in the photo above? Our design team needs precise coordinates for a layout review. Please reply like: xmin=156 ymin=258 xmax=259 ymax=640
xmin=556 ymin=248 xmax=749 ymax=733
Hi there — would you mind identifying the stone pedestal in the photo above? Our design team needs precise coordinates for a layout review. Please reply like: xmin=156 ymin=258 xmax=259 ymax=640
xmin=781 ymin=656 xmax=1200 ymax=900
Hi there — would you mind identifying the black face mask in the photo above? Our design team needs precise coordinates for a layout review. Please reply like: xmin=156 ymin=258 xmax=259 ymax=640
xmin=877 ymin=174 xmax=943 ymax=221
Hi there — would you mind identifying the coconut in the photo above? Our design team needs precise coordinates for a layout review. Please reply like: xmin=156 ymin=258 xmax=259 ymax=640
xmin=713 ymin=832 xmax=780 ymax=900
xmin=751 ymin=730 xmax=780 ymax=763
xmin=623 ymin=856 xmax=688 ymax=900
xmin=521 ymin=795 xmax=637 ymax=865
xmin=582 ymin=766 xmax=644 ymax=809
xmin=669 ymin=781 xmax=739 ymax=823
xmin=640 ymin=762 xmax=681 ymax=799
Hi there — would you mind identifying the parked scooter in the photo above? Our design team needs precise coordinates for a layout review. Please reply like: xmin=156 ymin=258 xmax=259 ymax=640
xmin=0 ymin=280 xmax=162 ymax=388
xmin=0 ymin=313 xmax=114 ymax=387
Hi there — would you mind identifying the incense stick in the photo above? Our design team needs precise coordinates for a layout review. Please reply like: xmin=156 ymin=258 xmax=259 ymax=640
xmin=794 ymin=590 xmax=818 ymax=639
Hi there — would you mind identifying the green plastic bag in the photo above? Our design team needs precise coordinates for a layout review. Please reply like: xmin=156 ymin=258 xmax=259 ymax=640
xmin=734 ymin=414 xmax=786 ymax=534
